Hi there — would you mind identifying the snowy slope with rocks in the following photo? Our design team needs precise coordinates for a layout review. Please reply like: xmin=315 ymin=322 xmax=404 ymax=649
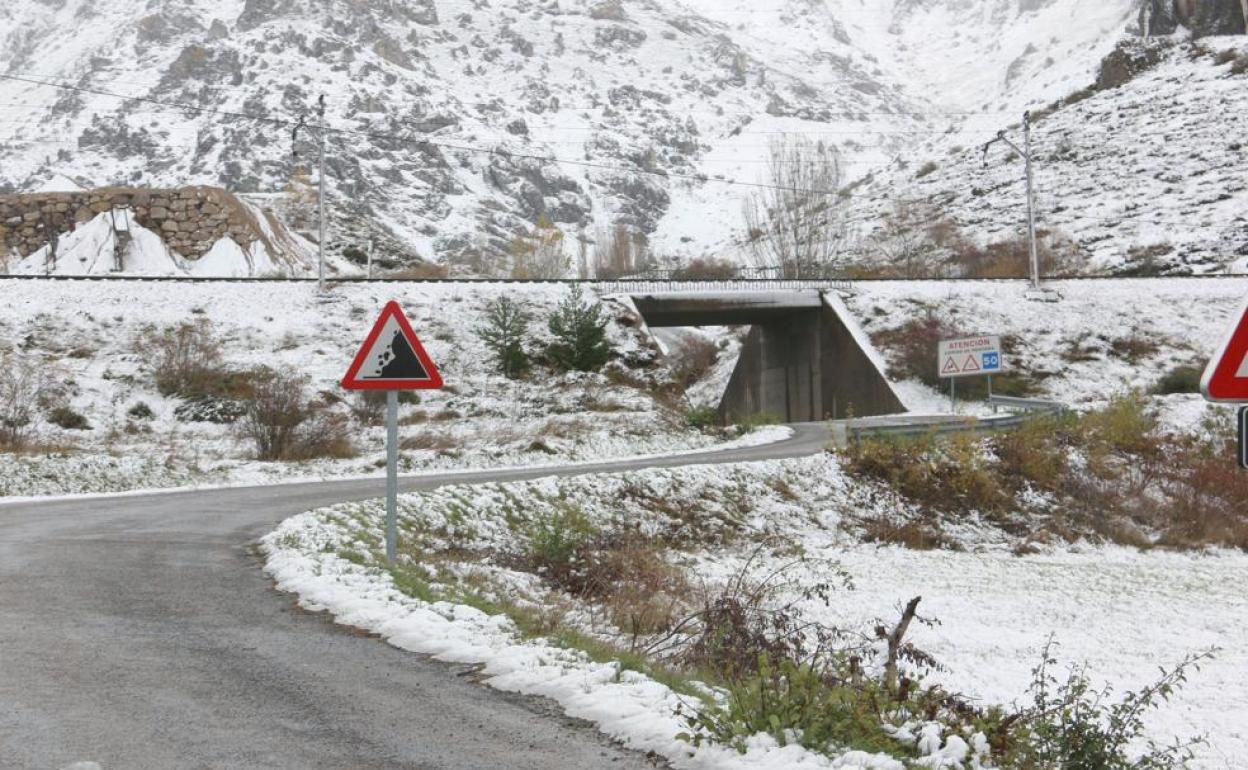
xmin=849 ymin=35 xmax=1248 ymax=276
xmin=1 ymin=0 xmax=1186 ymax=276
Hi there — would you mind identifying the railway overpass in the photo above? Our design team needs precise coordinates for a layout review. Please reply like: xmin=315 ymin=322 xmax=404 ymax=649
xmin=630 ymin=289 xmax=905 ymax=423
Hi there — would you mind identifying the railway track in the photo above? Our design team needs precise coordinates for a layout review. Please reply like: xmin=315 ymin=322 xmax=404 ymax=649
xmin=0 ymin=273 xmax=1243 ymax=286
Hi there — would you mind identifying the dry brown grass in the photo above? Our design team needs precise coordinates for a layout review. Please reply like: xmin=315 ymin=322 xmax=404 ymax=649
xmin=947 ymin=231 xmax=1084 ymax=279
xmin=861 ymin=518 xmax=961 ymax=551
xmin=580 ymin=535 xmax=690 ymax=643
xmin=671 ymin=258 xmax=739 ymax=281
xmin=400 ymin=430 xmax=463 ymax=452
xmin=1156 ymin=438 xmax=1248 ymax=550
xmin=386 ymin=262 xmax=450 ymax=279
xmin=841 ymin=395 xmax=1248 ymax=551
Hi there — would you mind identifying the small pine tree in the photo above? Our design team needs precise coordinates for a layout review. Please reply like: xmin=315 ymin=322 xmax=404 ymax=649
xmin=547 ymin=285 xmax=610 ymax=372
xmin=477 ymin=296 xmax=531 ymax=378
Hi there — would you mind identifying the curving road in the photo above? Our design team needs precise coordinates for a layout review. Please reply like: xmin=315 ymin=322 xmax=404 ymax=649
xmin=0 ymin=424 xmax=831 ymax=770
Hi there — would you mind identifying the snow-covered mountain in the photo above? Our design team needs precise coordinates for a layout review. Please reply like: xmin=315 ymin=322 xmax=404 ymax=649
xmin=846 ymin=33 xmax=1248 ymax=276
xmin=1 ymin=0 xmax=1241 ymax=276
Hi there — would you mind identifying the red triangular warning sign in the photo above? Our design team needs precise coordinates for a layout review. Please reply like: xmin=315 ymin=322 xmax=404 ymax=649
xmin=962 ymin=354 xmax=980 ymax=372
xmin=342 ymin=301 xmax=444 ymax=391
xmin=941 ymin=357 xmax=960 ymax=375
xmin=1203 ymin=299 xmax=1248 ymax=402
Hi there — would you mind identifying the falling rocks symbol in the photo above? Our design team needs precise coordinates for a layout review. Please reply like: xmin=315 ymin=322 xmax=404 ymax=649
xmin=377 ymin=330 xmax=429 ymax=380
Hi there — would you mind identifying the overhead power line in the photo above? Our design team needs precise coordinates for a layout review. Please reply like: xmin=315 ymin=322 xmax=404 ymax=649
xmin=0 ymin=72 xmax=865 ymax=196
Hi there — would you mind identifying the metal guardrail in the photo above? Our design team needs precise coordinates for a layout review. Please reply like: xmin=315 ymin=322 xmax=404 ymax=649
xmin=986 ymin=395 xmax=1068 ymax=415
xmin=595 ymin=278 xmax=854 ymax=294
xmin=848 ymin=414 xmax=1023 ymax=442
xmin=0 ymin=273 xmax=855 ymax=294
xmin=847 ymin=397 xmax=1068 ymax=442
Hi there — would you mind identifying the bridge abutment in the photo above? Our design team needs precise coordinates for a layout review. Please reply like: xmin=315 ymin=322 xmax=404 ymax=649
xmin=631 ymin=290 xmax=904 ymax=425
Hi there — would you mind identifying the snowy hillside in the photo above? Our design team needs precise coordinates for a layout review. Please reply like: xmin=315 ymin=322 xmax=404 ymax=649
xmin=0 ymin=278 xmax=790 ymax=497
xmin=847 ymin=35 xmax=1248 ymax=276
xmin=1 ymin=0 xmax=1166 ymax=276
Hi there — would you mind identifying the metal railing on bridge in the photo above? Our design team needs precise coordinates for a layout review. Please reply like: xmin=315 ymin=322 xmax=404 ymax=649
xmin=594 ymin=267 xmax=854 ymax=295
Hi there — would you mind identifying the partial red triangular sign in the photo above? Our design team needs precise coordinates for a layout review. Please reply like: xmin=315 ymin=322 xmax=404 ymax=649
xmin=342 ymin=300 xmax=444 ymax=391
xmin=941 ymin=357 xmax=960 ymax=375
xmin=1202 ymin=298 xmax=1248 ymax=403
xmin=961 ymin=354 xmax=980 ymax=372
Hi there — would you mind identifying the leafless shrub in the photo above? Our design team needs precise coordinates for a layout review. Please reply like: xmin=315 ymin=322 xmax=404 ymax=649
xmin=0 ymin=353 xmax=58 ymax=451
xmin=671 ymin=258 xmax=738 ymax=281
xmin=142 ymin=319 xmax=230 ymax=398
xmin=862 ymin=201 xmax=955 ymax=279
xmin=1109 ymin=331 xmax=1162 ymax=363
xmin=350 ymin=391 xmax=388 ymax=426
xmin=569 ymin=532 xmax=690 ymax=645
xmin=861 ymin=518 xmax=961 ymax=551
xmin=646 ymin=543 xmax=855 ymax=679
xmin=668 ymin=335 xmax=720 ymax=391
xmin=237 ymin=369 xmax=355 ymax=461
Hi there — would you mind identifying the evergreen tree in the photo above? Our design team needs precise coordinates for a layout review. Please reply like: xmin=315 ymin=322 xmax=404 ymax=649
xmin=476 ymin=296 xmax=532 ymax=378
xmin=547 ymin=285 xmax=610 ymax=372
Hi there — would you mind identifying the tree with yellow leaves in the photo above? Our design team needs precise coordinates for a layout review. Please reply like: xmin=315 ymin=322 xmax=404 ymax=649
xmin=510 ymin=214 xmax=568 ymax=279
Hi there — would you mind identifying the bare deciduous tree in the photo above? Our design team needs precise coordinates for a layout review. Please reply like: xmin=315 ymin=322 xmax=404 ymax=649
xmin=592 ymin=223 xmax=649 ymax=279
xmin=743 ymin=136 xmax=848 ymax=278
xmin=869 ymin=201 xmax=950 ymax=279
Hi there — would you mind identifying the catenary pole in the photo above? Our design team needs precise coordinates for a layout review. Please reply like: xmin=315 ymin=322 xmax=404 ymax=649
xmin=316 ymin=95 xmax=327 ymax=294
xmin=1022 ymin=111 xmax=1040 ymax=292
xmin=982 ymin=111 xmax=1042 ymax=292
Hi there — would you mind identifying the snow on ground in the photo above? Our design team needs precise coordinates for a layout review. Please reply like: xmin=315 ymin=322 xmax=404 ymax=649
xmin=263 ymin=453 xmax=1248 ymax=769
xmin=0 ymin=279 xmax=783 ymax=497
xmin=1 ymin=276 xmax=1242 ymax=496
xmin=846 ymin=277 xmax=1248 ymax=415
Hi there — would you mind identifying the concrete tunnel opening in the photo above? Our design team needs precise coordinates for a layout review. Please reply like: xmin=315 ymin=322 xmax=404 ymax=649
xmin=628 ymin=290 xmax=906 ymax=425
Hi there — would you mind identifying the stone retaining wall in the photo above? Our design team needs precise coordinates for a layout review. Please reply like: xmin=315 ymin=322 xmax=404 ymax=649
xmin=0 ymin=186 xmax=263 ymax=259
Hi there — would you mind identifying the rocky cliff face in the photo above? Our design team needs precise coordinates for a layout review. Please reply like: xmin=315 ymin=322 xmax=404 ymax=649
xmin=1142 ymin=0 xmax=1247 ymax=36
xmin=3 ymin=0 xmax=1153 ymax=276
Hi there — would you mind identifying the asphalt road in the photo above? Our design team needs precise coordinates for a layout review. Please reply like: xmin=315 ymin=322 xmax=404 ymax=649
xmin=0 ymin=424 xmax=831 ymax=770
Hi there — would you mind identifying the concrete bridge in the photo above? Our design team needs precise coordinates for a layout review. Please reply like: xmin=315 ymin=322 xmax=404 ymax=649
xmin=629 ymin=290 xmax=905 ymax=423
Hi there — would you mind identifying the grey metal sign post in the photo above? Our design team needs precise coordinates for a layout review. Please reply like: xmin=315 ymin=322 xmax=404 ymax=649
xmin=1239 ymin=407 xmax=1248 ymax=471
xmin=386 ymin=391 xmax=400 ymax=562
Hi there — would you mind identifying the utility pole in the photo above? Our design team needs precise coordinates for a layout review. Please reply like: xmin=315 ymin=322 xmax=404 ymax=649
xmin=983 ymin=110 xmax=1050 ymax=298
xmin=293 ymin=95 xmax=329 ymax=293
xmin=316 ymin=95 xmax=327 ymax=293
xmin=367 ymin=236 xmax=374 ymax=279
